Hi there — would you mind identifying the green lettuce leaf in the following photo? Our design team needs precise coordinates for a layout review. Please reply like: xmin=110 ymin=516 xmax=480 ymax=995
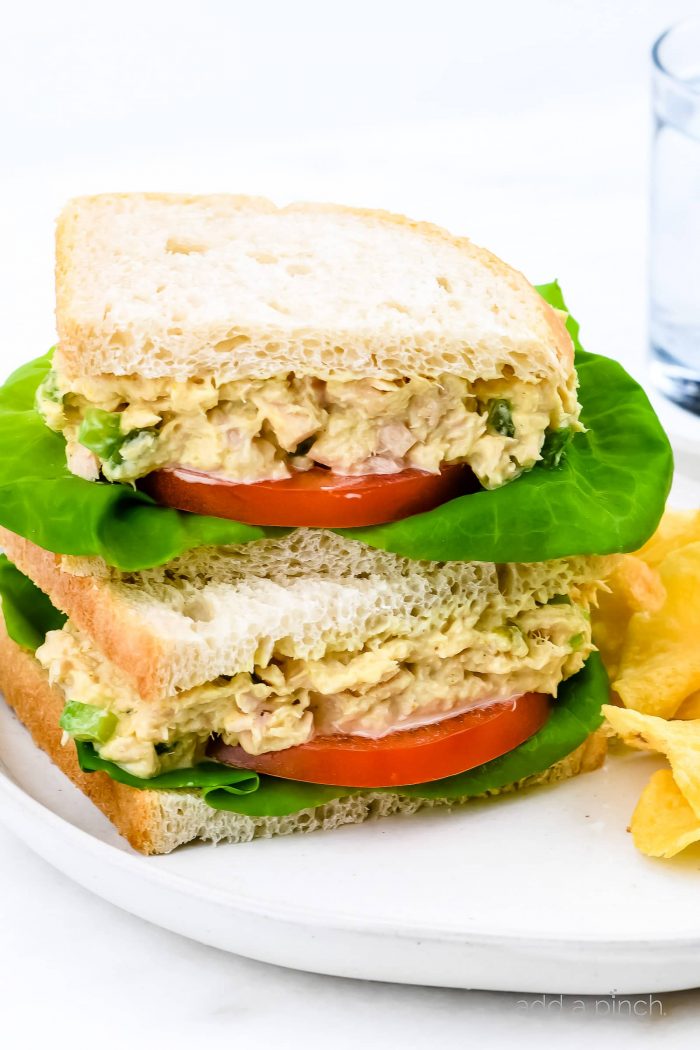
xmin=74 ymin=741 xmax=262 ymax=794
xmin=75 ymin=740 xmax=345 ymax=814
xmin=76 ymin=654 xmax=607 ymax=817
xmin=0 ymin=553 xmax=66 ymax=650
xmin=0 ymin=284 xmax=672 ymax=570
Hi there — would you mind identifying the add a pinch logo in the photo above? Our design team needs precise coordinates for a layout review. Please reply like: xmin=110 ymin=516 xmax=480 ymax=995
xmin=515 ymin=994 xmax=665 ymax=1016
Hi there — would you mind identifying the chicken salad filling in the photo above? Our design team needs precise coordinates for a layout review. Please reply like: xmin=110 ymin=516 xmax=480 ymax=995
xmin=37 ymin=596 xmax=593 ymax=780
xmin=36 ymin=367 xmax=581 ymax=490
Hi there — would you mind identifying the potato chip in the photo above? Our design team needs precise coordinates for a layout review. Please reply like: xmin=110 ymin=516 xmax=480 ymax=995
xmin=592 ymin=555 xmax=665 ymax=679
xmin=613 ymin=542 xmax=700 ymax=718
xmin=636 ymin=509 xmax=700 ymax=568
xmin=603 ymin=704 xmax=700 ymax=818
xmin=629 ymin=769 xmax=700 ymax=858
xmin=676 ymin=690 xmax=700 ymax=720
xmin=599 ymin=511 xmax=700 ymax=860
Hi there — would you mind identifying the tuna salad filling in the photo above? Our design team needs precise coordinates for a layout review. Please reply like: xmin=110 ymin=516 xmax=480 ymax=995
xmin=36 ymin=368 xmax=581 ymax=490
xmin=38 ymin=595 xmax=594 ymax=780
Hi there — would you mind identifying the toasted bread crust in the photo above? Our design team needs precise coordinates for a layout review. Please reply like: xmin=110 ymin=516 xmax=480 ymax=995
xmin=0 ymin=617 xmax=607 ymax=855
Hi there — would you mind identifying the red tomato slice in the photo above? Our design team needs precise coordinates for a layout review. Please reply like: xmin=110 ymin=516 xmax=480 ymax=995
xmin=141 ymin=463 xmax=477 ymax=528
xmin=208 ymin=692 xmax=550 ymax=787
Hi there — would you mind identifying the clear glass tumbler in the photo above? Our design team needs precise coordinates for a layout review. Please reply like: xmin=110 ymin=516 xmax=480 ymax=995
xmin=651 ymin=18 xmax=700 ymax=411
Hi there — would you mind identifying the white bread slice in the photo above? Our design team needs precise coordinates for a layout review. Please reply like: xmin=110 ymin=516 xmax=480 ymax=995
xmin=55 ymin=194 xmax=574 ymax=387
xmin=0 ymin=526 xmax=611 ymax=702
xmin=0 ymin=618 xmax=607 ymax=855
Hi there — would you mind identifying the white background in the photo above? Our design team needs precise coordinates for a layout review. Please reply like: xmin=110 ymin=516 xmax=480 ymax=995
xmin=2 ymin=0 xmax=700 ymax=1045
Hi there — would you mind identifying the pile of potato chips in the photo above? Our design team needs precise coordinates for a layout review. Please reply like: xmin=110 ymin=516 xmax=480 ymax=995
xmin=593 ymin=509 xmax=700 ymax=858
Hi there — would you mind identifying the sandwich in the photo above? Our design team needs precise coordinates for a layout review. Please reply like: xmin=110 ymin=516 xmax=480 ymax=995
xmin=39 ymin=196 xmax=580 ymax=524
xmin=0 ymin=194 xmax=672 ymax=853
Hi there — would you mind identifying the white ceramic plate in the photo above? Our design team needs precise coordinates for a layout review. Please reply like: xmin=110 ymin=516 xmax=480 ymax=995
xmin=3 ymin=697 xmax=700 ymax=994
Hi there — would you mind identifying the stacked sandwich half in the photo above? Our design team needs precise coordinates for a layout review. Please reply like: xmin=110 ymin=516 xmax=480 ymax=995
xmin=0 ymin=195 xmax=672 ymax=853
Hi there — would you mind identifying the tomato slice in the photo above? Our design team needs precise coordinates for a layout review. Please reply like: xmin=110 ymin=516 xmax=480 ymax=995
xmin=208 ymin=692 xmax=550 ymax=787
xmin=141 ymin=463 xmax=477 ymax=528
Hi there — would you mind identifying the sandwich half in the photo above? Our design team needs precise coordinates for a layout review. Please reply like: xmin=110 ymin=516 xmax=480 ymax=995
xmin=37 ymin=195 xmax=580 ymax=524
xmin=0 ymin=194 xmax=672 ymax=854
xmin=0 ymin=528 xmax=609 ymax=854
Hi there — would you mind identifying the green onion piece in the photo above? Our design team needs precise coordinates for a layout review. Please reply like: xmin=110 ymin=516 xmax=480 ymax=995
xmin=59 ymin=700 xmax=117 ymax=744
xmin=569 ymin=632 xmax=585 ymax=651
xmin=540 ymin=427 xmax=572 ymax=469
xmin=78 ymin=408 xmax=125 ymax=463
xmin=486 ymin=398 xmax=515 ymax=437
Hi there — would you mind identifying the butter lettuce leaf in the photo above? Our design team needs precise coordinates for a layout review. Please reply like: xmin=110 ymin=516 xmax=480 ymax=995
xmin=0 ymin=284 xmax=672 ymax=570
xmin=74 ymin=741 xmax=262 ymax=794
xmin=75 ymin=740 xmax=346 ymax=814
xmin=0 ymin=553 xmax=66 ymax=650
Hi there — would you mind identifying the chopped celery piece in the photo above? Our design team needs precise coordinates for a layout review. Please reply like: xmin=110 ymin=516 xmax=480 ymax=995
xmin=59 ymin=700 xmax=117 ymax=744
xmin=78 ymin=408 xmax=125 ymax=463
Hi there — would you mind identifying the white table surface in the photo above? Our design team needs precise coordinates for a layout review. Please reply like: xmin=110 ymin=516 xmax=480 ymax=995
xmin=3 ymin=1 xmax=700 ymax=1044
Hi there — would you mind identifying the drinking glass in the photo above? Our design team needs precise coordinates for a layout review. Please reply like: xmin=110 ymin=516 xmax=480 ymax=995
xmin=650 ymin=17 xmax=700 ymax=411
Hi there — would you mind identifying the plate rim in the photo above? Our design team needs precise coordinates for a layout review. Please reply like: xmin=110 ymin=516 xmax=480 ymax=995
xmin=3 ymin=755 xmax=700 ymax=951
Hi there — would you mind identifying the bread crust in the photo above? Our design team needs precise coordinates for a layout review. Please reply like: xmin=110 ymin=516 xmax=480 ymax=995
xmin=54 ymin=193 xmax=574 ymax=384
xmin=0 ymin=617 xmax=607 ymax=856
xmin=0 ymin=526 xmax=169 ymax=700
xmin=0 ymin=615 xmax=162 ymax=852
